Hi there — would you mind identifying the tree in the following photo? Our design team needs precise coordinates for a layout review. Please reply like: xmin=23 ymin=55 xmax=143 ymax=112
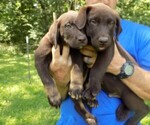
xmin=0 ymin=0 xmax=149 ymax=52
xmin=117 ymin=0 xmax=150 ymax=26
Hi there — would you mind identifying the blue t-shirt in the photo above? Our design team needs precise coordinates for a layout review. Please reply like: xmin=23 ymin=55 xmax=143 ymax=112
xmin=56 ymin=20 xmax=150 ymax=125
xmin=119 ymin=20 xmax=150 ymax=70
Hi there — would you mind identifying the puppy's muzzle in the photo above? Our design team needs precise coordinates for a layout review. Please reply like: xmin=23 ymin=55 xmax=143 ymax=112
xmin=98 ymin=36 xmax=109 ymax=44
xmin=78 ymin=36 xmax=88 ymax=46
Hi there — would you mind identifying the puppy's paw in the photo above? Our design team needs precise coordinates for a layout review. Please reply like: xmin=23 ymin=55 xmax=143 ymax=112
xmin=47 ymin=94 xmax=61 ymax=108
xmin=82 ymin=88 xmax=94 ymax=100
xmin=87 ymin=99 xmax=98 ymax=108
xmin=116 ymin=104 xmax=130 ymax=121
xmin=83 ymin=82 xmax=100 ymax=101
xmin=86 ymin=117 xmax=97 ymax=125
xmin=45 ymin=86 xmax=62 ymax=108
xmin=84 ymin=77 xmax=101 ymax=100
xmin=68 ymin=84 xmax=83 ymax=100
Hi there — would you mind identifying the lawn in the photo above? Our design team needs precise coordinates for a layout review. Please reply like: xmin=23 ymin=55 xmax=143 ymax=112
xmin=0 ymin=47 xmax=59 ymax=125
xmin=0 ymin=45 xmax=150 ymax=125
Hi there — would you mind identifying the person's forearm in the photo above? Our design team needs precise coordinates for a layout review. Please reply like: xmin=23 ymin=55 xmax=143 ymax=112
xmin=106 ymin=43 xmax=150 ymax=100
xmin=122 ymin=65 xmax=150 ymax=100
xmin=109 ymin=59 xmax=150 ymax=101
xmin=81 ymin=44 xmax=150 ymax=100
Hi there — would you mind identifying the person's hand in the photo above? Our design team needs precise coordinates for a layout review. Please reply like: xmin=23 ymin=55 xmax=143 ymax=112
xmin=80 ymin=45 xmax=97 ymax=68
xmin=80 ymin=44 xmax=126 ymax=75
xmin=49 ymin=45 xmax=72 ymax=84
xmin=107 ymin=43 xmax=126 ymax=75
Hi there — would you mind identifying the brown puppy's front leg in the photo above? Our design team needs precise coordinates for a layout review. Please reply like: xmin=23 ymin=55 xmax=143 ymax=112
xmin=69 ymin=64 xmax=84 ymax=100
xmin=73 ymin=99 xmax=97 ymax=125
xmin=69 ymin=50 xmax=84 ymax=100
xmin=83 ymin=44 xmax=114 ymax=106
xmin=35 ymin=34 xmax=61 ymax=108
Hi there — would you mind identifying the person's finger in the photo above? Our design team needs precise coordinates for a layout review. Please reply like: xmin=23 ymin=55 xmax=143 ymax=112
xmin=86 ymin=64 xmax=93 ymax=68
xmin=52 ymin=45 xmax=60 ymax=60
xmin=80 ymin=45 xmax=97 ymax=57
xmin=80 ymin=49 xmax=97 ymax=57
xmin=68 ymin=55 xmax=72 ymax=66
xmin=62 ymin=45 xmax=70 ymax=59
xmin=83 ymin=57 xmax=95 ymax=65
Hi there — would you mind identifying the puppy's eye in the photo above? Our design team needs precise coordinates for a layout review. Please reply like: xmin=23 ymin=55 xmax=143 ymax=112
xmin=65 ymin=23 xmax=73 ymax=28
xmin=108 ymin=20 xmax=115 ymax=25
xmin=90 ymin=19 xmax=97 ymax=25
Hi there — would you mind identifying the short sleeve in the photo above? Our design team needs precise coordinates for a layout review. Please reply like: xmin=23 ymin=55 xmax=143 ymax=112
xmin=118 ymin=20 xmax=150 ymax=70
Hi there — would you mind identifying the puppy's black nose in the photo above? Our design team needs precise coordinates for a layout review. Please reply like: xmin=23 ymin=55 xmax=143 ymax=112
xmin=98 ymin=36 xmax=108 ymax=43
xmin=78 ymin=36 xmax=87 ymax=45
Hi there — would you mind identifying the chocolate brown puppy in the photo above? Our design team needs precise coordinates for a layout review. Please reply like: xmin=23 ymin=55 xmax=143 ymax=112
xmin=35 ymin=11 xmax=97 ymax=125
xmin=76 ymin=3 xmax=149 ymax=125
xmin=76 ymin=3 xmax=121 ymax=103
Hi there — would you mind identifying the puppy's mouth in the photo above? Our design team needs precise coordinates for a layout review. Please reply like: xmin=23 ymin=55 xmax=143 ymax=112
xmin=98 ymin=46 xmax=106 ymax=51
xmin=69 ymin=44 xmax=84 ymax=49
xmin=98 ymin=44 xmax=107 ymax=51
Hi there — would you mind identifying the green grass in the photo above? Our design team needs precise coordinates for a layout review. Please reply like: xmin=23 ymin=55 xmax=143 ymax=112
xmin=0 ymin=45 xmax=150 ymax=125
xmin=0 ymin=49 xmax=59 ymax=125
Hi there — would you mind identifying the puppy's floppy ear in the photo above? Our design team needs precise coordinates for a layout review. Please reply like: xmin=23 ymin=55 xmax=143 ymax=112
xmin=75 ymin=6 xmax=91 ymax=29
xmin=49 ymin=20 xmax=60 ymax=49
xmin=115 ymin=16 xmax=122 ymax=40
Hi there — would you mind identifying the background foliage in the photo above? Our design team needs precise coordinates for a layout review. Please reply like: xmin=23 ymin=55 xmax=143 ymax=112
xmin=0 ymin=0 xmax=150 ymax=52
xmin=117 ymin=0 xmax=150 ymax=26
xmin=0 ymin=1 xmax=150 ymax=124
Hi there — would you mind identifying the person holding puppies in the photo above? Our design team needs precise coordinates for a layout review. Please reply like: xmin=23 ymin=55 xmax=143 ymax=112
xmin=49 ymin=0 xmax=150 ymax=124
